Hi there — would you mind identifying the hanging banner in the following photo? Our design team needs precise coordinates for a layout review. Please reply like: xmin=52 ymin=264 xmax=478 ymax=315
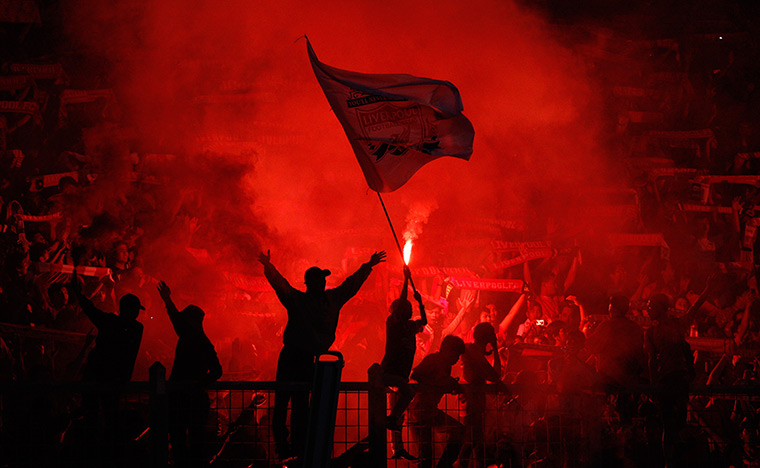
xmin=19 ymin=212 xmax=63 ymax=222
xmin=33 ymin=262 xmax=112 ymax=278
xmin=9 ymin=63 xmax=68 ymax=85
xmin=491 ymin=240 xmax=552 ymax=253
xmin=697 ymin=175 xmax=760 ymax=186
xmin=58 ymin=88 xmax=118 ymax=123
xmin=447 ymin=277 xmax=524 ymax=292
xmin=608 ymin=233 xmax=670 ymax=259
xmin=647 ymin=167 xmax=701 ymax=177
xmin=226 ymin=273 xmax=272 ymax=292
xmin=488 ymin=248 xmax=556 ymax=271
xmin=0 ymin=100 xmax=42 ymax=123
xmin=680 ymin=203 xmax=733 ymax=214
xmin=0 ymin=75 xmax=35 ymax=91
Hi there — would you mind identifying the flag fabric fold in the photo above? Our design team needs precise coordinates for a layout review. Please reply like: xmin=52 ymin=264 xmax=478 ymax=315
xmin=307 ymin=40 xmax=474 ymax=192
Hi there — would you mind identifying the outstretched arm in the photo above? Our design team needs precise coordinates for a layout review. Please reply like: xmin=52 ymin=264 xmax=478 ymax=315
xmin=70 ymin=270 xmax=106 ymax=328
xmin=157 ymin=281 xmax=183 ymax=335
xmin=562 ymin=250 xmax=580 ymax=294
xmin=442 ymin=290 xmax=474 ymax=337
xmin=735 ymin=293 xmax=756 ymax=346
xmin=683 ymin=275 xmax=717 ymax=326
xmin=334 ymin=250 xmax=387 ymax=302
xmin=498 ymin=290 xmax=527 ymax=338
xmin=258 ymin=250 xmax=297 ymax=307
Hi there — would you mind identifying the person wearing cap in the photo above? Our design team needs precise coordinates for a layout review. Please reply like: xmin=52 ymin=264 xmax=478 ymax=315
xmin=70 ymin=269 xmax=144 ymax=465
xmin=70 ymin=270 xmax=144 ymax=383
xmin=157 ymin=280 xmax=222 ymax=468
xmin=258 ymin=248 xmax=386 ymax=462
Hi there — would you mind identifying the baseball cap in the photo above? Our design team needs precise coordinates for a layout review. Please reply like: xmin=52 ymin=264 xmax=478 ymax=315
xmin=120 ymin=293 xmax=145 ymax=311
xmin=304 ymin=266 xmax=331 ymax=283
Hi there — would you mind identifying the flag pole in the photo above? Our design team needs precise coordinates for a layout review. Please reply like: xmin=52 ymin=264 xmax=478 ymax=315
xmin=375 ymin=191 xmax=418 ymax=293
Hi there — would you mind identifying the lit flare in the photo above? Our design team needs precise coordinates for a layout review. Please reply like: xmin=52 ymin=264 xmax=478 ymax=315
xmin=403 ymin=240 xmax=413 ymax=265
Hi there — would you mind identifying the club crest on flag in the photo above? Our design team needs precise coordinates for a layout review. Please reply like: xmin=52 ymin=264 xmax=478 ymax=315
xmin=308 ymin=39 xmax=474 ymax=192
xmin=354 ymin=101 xmax=442 ymax=161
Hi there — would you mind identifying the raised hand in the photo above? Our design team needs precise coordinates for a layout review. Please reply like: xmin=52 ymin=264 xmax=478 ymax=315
xmin=258 ymin=250 xmax=271 ymax=265
xmin=368 ymin=250 xmax=387 ymax=267
xmin=157 ymin=280 xmax=172 ymax=301
xmin=458 ymin=289 xmax=476 ymax=310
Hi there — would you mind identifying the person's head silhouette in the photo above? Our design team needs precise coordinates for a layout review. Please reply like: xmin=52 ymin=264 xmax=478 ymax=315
xmin=304 ymin=266 xmax=331 ymax=293
xmin=609 ymin=295 xmax=630 ymax=317
xmin=391 ymin=298 xmax=413 ymax=320
xmin=439 ymin=335 xmax=465 ymax=365
xmin=473 ymin=322 xmax=496 ymax=346
xmin=119 ymin=293 xmax=144 ymax=320
xmin=647 ymin=293 xmax=670 ymax=321
xmin=182 ymin=305 xmax=205 ymax=329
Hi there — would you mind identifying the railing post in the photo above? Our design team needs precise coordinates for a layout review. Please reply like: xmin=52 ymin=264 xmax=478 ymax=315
xmin=304 ymin=352 xmax=344 ymax=468
xmin=367 ymin=364 xmax=387 ymax=468
xmin=149 ymin=361 xmax=168 ymax=468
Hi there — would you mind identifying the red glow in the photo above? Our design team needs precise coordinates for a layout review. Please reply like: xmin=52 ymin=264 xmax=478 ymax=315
xmin=59 ymin=0 xmax=621 ymax=379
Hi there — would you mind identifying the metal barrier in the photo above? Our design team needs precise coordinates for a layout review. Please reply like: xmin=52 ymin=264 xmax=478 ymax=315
xmin=1 ymin=370 xmax=758 ymax=468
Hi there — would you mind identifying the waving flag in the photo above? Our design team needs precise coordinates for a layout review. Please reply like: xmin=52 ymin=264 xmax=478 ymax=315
xmin=308 ymin=40 xmax=474 ymax=192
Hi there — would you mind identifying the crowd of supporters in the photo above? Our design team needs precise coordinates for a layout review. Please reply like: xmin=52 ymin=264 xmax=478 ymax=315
xmin=1 ymin=1 xmax=760 ymax=467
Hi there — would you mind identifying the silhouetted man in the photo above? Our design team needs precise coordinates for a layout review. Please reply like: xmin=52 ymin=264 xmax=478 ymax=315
xmin=409 ymin=335 xmax=466 ymax=468
xmin=586 ymin=295 xmax=645 ymax=426
xmin=259 ymin=249 xmax=386 ymax=461
xmin=645 ymin=280 xmax=713 ymax=468
xmin=70 ymin=269 xmax=143 ymax=466
xmin=381 ymin=266 xmax=426 ymax=460
xmin=158 ymin=281 xmax=222 ymax=468
xmin=460 ymin=323 xmax=502 ymax=468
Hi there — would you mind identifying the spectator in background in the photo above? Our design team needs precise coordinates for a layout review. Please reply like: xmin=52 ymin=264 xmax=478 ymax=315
xmin=644 ymin=283 xmax=712 ymax=468
xmin=587 ymin=295 xmax=645 ymax=427
xmin=409 ymin=335 xmax=466 ymax=468
xmin=516 ymin=301 xmax=545 ymax=340
xmin=460 ymin=323 xmax=503 ymax=468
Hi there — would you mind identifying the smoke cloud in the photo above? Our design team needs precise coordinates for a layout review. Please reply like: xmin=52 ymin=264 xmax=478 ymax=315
xmin=59 ymin=0 xmax=618 ymax=378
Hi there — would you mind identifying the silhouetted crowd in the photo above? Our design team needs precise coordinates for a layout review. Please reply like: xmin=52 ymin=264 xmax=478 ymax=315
xmin=2 ymin=1 xmax=760 ymax=467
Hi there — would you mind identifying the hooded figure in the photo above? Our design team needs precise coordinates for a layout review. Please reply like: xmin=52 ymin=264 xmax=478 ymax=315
xmin=157 ymin=281 xmax=222 ymax=468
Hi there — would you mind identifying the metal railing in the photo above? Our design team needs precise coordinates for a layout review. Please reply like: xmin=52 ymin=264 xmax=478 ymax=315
xmin=1 ymin=366 xmax=758 ymax=467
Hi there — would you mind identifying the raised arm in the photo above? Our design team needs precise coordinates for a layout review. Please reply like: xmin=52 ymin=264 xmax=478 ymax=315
xmin=734 ymin=294 xmax=756 ymax=346
xmin=562 ymin=250 xmax=580 ymax=294
xmin=70 ymin=270 xmax=107 ymax=328
xmin=490 ymin=332 xmax=502 ymax=381
xmin=258 ymin=250 xmax=297 ymax=306
xmin=157 ymin=281 xmax=183 ymax=335
xmin=498 ymin=290 xmax=527 ymax=338
xmin=442 ymin=290 xmax=474 ymax=337
xmin=682 ymin=276 xmax=717 ymax=326
xmin=334 ymin=250 xmax=387 ymax=302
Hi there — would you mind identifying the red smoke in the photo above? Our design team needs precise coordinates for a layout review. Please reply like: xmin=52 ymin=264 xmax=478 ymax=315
xmin=61 ymin=0 xmax=617 ymax=379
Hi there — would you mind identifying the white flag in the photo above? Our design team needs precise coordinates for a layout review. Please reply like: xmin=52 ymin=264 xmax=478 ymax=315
xmin=308 ymin=40 xmax=474 ymax=192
